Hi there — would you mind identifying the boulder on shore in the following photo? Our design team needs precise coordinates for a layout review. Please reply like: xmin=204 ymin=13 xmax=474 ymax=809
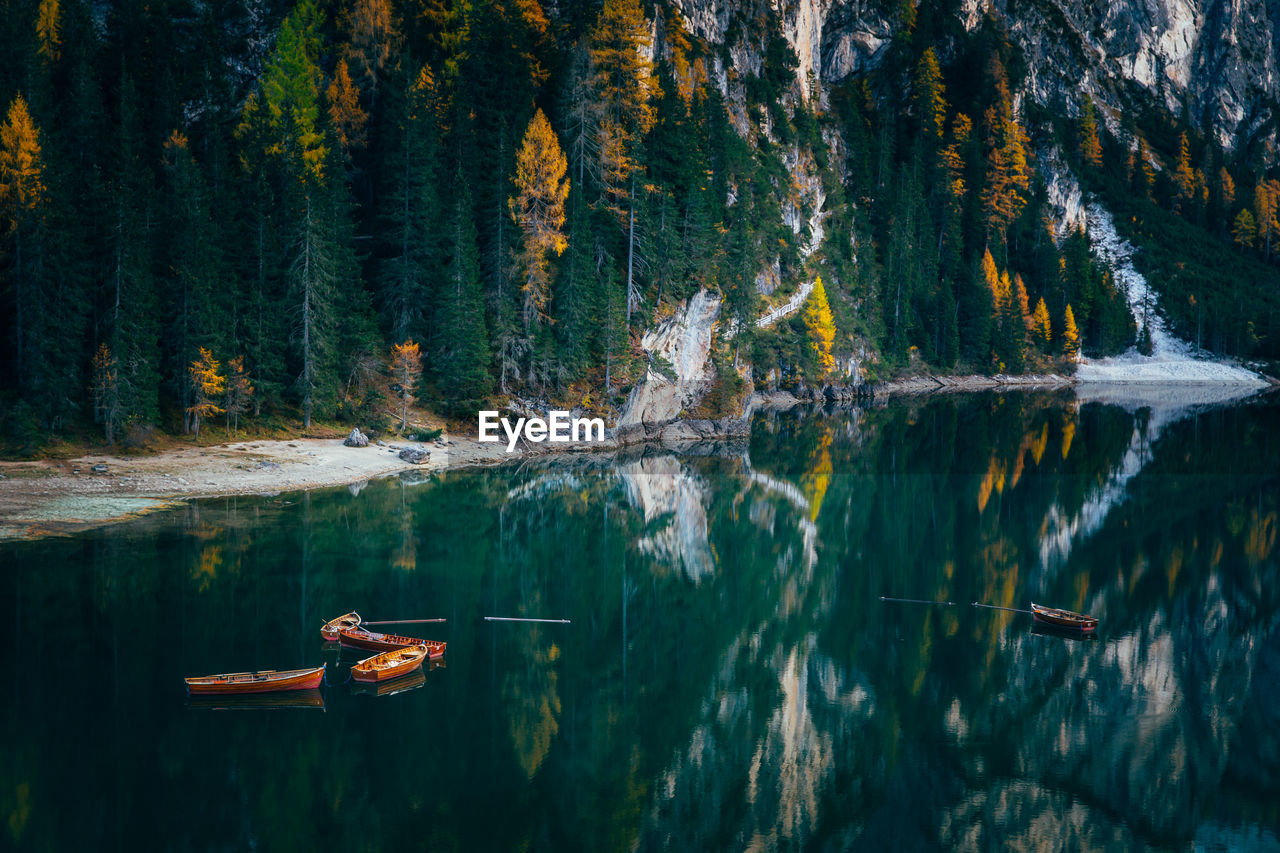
xmin=398 ymin=447 xmax=429 ymax=465
xmin=344 ymin=428 xmax=369 ymax=448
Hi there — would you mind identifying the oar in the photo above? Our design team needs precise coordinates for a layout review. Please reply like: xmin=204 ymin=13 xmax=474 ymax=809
xmin=484 ymin=617 xmax=572 ymax=624
xmin=360 ymin=618 xmax=447 ymax=626
xmin=880 ymin=596 xmax=956 ymax=606
xmin=971 ymin=602 xmax=1033 ymax=615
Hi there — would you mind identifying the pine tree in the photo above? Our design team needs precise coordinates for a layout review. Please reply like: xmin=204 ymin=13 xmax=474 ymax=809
xmin=377 ymin=66 xmax=439 ymax=343
xmin=162 ymin=130 xmax=225 ymax=434
xmin=91 ymin=343 xmax=121 ymax=443
xmin=437 ymin=177 xmax=491 ymax=409
xmin=510 ymin=108 xmax=569 ymax=331
xmin=1078 ymin=98 xmax=1102 ymax=169
xmin=244 ymin=0 xmax=349 ymax=428
xmin=803 ymin=275 xmax=837 ymax=376
xmin=187 ymin=347 xmax=226 ymax=439
xmin=1062 ymin=304 xmax=1081 ymax=359
xmin=106 ymin=76 xmax=162 ymax=429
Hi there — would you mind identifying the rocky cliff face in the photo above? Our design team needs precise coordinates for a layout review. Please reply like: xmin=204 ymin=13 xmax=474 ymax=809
xmin=677 ymin=0 xmax=1280 ymax=157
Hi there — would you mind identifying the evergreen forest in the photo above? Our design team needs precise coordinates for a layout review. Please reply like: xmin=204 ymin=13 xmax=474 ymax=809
xmin=2 ymin=0 xmax=1278 ymax=448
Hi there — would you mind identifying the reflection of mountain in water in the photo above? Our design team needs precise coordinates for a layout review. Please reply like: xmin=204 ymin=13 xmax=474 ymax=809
xmin=632 ymin=395 xmax=1280 ymax=849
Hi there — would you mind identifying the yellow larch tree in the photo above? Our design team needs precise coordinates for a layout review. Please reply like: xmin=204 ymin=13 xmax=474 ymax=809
xmin=1078 ymin=98 xmax=1102 ymax=168
xmin=36 ymin=0 xmax=60 ymax=63
xmin=1062 ymin=305 xmax=1081 ymax=359
xmin=327 ymin=59 xmax=368 ymax=161
xmin=390 ymin=340 xmax=422 ymax=431
xmin=1173 ymin=132 xmax=1198 ymax=212
xmin=1255 ymin=178 xmax=1280 ymax=260
xmin=913 ymin=48 xmax=947 ymax=142
xmin=187 ymin=347 xmax=226 ymax=439
xmin=1233 ymin=208 xmax=1257 ymax=250
xmin=510 ymin=108 xmax=569 ymax=330
xmin=1031 ymin=297 xmax=1052 ymax=348
xmin=981 ymin=67 xmax=1032 ymax=238
xmin=803 ymin=276 xmax=837 ymax=377
xmin=0 ymin=94 xmax=46 ymax=387
xmin=1014 ymin=273 xmax=1033 ymax=340
xmin=940 ymin=113 xmax=971 ymax=199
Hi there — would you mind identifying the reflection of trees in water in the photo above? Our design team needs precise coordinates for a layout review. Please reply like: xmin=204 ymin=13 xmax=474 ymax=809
xmin=3 ymin=395 xmax=1279 ymax=849
xmin=639 ymin=395 xmax=1280 ymax=848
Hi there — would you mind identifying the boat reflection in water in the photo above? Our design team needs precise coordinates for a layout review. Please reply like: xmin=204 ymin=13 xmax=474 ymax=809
xmin=1031 ymin=621 xmax=1098 ymax=642
xmin=187 ymin=688 xmax=326 ymax=711
xmin=350 ymin=668 xmax=428 ymax=697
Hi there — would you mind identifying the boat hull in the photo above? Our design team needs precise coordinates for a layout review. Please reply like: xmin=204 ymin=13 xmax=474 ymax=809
xmin=321 ymin=611 xmax=362 ymax=643
xmin=338 ymin=627 xmax=446 ymax=656
xmin=185 ymin=665 xmax=326 ymax=696
xmin=351 ymin=645 xmax=429 ymax=683
xmin=1031 ymin=603 xmax=1098 ymax=633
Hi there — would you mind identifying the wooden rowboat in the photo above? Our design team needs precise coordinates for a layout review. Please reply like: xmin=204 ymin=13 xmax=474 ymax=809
xmin=1030 ymin=602 xmax=1098 ymax=633
xmin=185 ymin=665 xmax=326 ymax=696
xmin=338 ymin=626 xmax=446 ymax=658
xmin=321 ymin=611 xmax=362 ymax=642
xmin=351 ymin=644 xmax=430 ymax=683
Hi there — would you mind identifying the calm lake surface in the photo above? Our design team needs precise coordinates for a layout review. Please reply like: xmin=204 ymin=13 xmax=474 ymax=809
xmin=2 ymin=391 xmax=1279 ymax=851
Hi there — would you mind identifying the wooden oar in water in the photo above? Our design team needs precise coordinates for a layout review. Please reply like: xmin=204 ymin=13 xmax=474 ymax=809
xmin=484 ymin=617 xmax=572 ymax=624
xmin=360 ymin=618 xmax=447 ymax=627
xmin=879 ymin=596 xmax=957 ymax=606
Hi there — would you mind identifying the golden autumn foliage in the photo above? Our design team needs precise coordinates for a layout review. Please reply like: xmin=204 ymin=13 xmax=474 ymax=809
xmin=1031 ymin=297 xmax=1051 ymax=347
xmin=0 ymin=95 xmax=45 ymax=224
xmin=390 ymin=340 xmax=422 ymax=430
xmin=913 ymin=48 xmax=947 ymax=140
xmin=1254 ymin=178 xmax=1280 ymax=259
xmin=1078 ymin=99 xmax=1102 ymax=168
xmin=510 ymin=108 xmax=569 ymax=328
xmin=36 ymin=0 xmax=60 ymax=62
xmin=940 ymin=113 xmax=971 ymax=199
xmin=1014 ymin=273 xmax=1032 ymax=339
xmin=1233 ymin=208 xmax=1258 ymax=250
xmin=187 ymin=347 xmax=226 ymax=439
xmin=803 ymin=276 xmax=836 ymax=376
xmin=1061 ymin=304 xmax=1080 ymax=359
xmin=980 ymin=67 xmax=1031 ymax=237
xmin=327 ymin=59 xmax=368 ymax=158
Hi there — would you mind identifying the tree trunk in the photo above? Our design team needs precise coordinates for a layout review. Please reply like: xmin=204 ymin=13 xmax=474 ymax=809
xmin=302 ymin=197 xmax=313 ymax=429
xmin=626 ymin=179 xmax=637 ymax=328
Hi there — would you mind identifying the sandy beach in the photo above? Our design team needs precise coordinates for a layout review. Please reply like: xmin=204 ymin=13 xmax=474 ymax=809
xmin=0 ymin=434 xmax=519 ymax=540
